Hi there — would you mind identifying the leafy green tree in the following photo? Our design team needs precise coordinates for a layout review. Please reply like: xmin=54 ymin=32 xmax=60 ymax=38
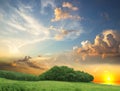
xmin=39 ymin=66 xmax=94 ymax=82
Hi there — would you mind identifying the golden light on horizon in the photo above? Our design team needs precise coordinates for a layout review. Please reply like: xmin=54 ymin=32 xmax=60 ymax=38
xmin=107 ymin=76 xmax=111 ymax=81
xmin=102 ymin=72 xmax=115 ymax=84
xmin=93 ymin=70 xmax=119 ymax=85
xmin=11 ymin=62 xmax=17 ymax=67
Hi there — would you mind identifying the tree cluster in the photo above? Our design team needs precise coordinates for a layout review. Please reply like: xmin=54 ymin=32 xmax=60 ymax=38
xmin=0 ymin=70 xmax=38 ymax=81
xmin=39 ymin=66 xmax=94 ymax=82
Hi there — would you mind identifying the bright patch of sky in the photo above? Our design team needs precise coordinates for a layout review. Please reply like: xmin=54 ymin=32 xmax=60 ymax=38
xmin=0 ymin=0 xmax=120 ymax=56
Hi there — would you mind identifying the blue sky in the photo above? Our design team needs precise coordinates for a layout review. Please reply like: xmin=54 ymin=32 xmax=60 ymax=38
xmin=0 ymin=0 xmax=120 ymax=82
xmin=0 ymin=0 xmax=120 ymax=56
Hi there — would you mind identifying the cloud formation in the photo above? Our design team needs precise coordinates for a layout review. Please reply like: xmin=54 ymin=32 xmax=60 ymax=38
xmin=11 ymin=56 xmax=50 ymax=70
xmin=0 ymin=2 xmax=51 ymax=56
xmin=51 ymin=8 xmax=80 ymax=22
xmin=75 ymin=30 xmax=120 ymax=60
xmin=0 ymin=1 xmax=83 ymax=57
xmin=0 ymin=1 xmax=84 ymax=57
xmin=62 ymin=2 xmax=78 ymax=11
xmin=49 ymin=26 xmax=81 ymax=40
xmin=51 ymin=2 xmax=80 ymax=22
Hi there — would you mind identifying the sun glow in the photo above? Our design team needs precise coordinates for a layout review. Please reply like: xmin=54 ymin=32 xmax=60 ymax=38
xmin=103 ymin=72 xmax=115 ymax=84
xmin=8 ymin=45 xmax=20 ymax=55
xmin=107 ymin=76 xmax=111 ymax=81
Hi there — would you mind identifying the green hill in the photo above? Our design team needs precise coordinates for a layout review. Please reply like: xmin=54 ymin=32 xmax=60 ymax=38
xmin=0 ymin=78 xmax=120 ymax=91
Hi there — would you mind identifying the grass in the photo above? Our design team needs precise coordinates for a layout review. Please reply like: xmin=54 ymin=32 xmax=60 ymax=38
xmin=0 ymin=78 xmax=120 ymax=91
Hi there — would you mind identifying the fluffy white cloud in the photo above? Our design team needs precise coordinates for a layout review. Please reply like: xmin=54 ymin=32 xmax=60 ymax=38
xmin=75 ymin=30 xmax=120 ymax=60
xmin=62 ymin=2 xmax=78 ymax=11
xmin=51 ymin=2 xmax=80 ymax=22
xmin=51 ymin=8 xmax=80 ymax=22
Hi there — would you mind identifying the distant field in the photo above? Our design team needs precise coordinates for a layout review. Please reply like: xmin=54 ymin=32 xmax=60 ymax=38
xmin=0 ymin=78 xmax=120 ymax=91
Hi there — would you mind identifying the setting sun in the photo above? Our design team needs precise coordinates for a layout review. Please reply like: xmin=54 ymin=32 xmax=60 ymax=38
xmin=107 ymin=76 xmax=111 ymax=81
xmin=103 ymin=72 xmax=115 ymax=84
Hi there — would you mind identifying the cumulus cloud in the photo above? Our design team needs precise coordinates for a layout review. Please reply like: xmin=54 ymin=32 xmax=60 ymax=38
xmin=62 ymin=2 xmax=78 ymax=11
xmin=47 ymin=30 xmax=120 ymax=64
xmin=51 ymin=8 xmax=80 ymax=22
xmin=51 ymin=2 xmax=80 ymax=22
xmin=75 ymin=30 xmax=120 ymax=60
xmin=51 ymin=8 xmax=71 ymax=22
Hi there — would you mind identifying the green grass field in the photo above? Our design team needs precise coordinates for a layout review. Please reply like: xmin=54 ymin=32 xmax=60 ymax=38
xmin=0 ymin=78 xmax=120 ymax=91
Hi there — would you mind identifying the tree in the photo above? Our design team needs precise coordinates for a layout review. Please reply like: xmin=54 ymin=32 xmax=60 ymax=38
xmin=39 ymin=66 xmax=94 ymax=82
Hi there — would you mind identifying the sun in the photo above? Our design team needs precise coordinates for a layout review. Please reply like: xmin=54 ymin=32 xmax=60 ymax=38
xmin=107 ymin=76 xmax=111 ymax=81
xmin=105 ymin=76 xmax=112 ymax=83
xmin=103 ymin=72 xmax=114 ymax=84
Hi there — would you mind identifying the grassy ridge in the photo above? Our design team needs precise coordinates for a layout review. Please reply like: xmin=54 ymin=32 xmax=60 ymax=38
xmin=0 ymin=78 xmax=120 ymax=91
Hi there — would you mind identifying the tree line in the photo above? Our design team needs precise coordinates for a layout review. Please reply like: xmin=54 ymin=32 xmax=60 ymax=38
xmin=0 ymin=66 xmax=94 ymax=82
xmin=0 ymin=70 xmax=38 ymax=81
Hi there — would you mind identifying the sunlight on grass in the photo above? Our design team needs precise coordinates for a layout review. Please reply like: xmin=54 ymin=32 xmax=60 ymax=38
xmin=0 ymin=78 xmax=120 ymax=91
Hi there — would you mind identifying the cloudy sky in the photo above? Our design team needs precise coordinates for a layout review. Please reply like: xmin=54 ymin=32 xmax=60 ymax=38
xmin=0 ymin=0 xmax=120 ymax=83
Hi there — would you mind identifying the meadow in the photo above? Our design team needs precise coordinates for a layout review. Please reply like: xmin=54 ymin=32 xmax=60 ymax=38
xmin=0 ymin=78 xmax=120 ymax=91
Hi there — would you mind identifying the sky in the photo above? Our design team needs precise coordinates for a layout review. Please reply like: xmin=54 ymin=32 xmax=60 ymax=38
xmin=0 ymin=0 xmax=120 ymax=83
